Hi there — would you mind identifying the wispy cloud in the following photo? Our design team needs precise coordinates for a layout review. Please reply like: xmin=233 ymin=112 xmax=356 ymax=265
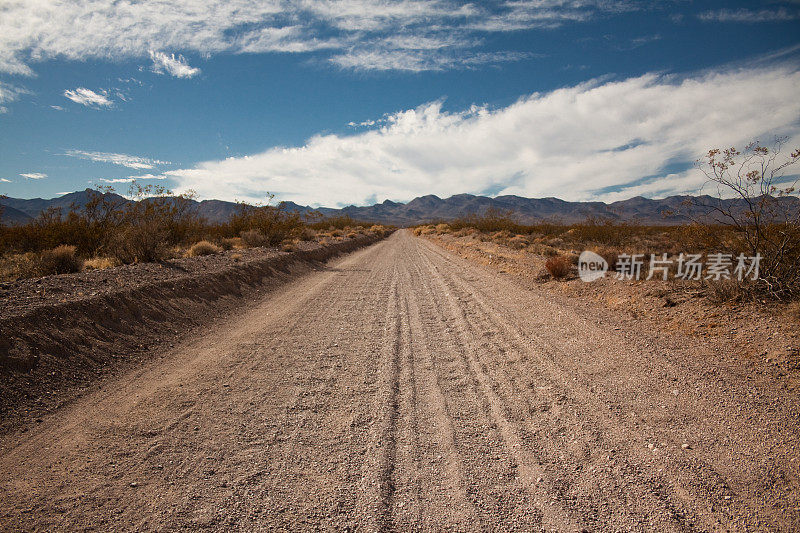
xmin=165 ymin=63 xmax=800 ymax=206
xmin=0 ymin=81 xmax=28 ymax=108
xmin=331 ymin=49 xmax=531 ymax=72
xmin=0 ymin=0 xmax=638 ymax=76
xmin=20 ymin=172 xmax=47 ymax=180
xmin=0 ymin=178 xmax=12 ymax=183
xmin=698 ymin=8 xmax=800 ymax=23
xmin=63 ymin=88 xmax=113 ymax=108
xmin=149 ymin=51 xmax=201 ymax=78
xmin=98 ymin=173 xmax=168 ymax=183
xmin=64 ymin=150 xmax=170 ymax=170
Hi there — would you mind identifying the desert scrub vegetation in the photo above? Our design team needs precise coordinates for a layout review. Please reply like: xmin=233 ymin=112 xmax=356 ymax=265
xmin=0 ymin=183 xmax=391 ymax=281
xmin=187 ymin=240 xmax=222 ymax=257
xmin=415 ymin=140 xmax=800 ymax=302
xmin=544 ymin=255 xmax=572 ymax=279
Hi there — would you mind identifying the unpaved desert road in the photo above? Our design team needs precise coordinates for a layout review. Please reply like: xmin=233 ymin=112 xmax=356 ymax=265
xmin=1 ymin=230 xmax=798 ymax=531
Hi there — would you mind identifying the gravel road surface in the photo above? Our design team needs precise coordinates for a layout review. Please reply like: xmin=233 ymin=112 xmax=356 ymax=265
xmin=1 ymin=230 xmax=797 ymax=531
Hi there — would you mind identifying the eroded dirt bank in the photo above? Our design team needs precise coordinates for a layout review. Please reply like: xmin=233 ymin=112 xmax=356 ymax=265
xmin=0 ymin=230 xmax=798 ymax=531
xmin=0 ymin=234 xmax=387 ymax=434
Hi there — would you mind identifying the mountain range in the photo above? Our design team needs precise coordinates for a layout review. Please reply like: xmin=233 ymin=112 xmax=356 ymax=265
xmin=2 ymin=189 xmax=799 ymax=227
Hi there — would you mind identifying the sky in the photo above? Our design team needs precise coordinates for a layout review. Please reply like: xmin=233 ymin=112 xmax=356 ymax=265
xmin=0 ymin=1 xmax=799 ymax=207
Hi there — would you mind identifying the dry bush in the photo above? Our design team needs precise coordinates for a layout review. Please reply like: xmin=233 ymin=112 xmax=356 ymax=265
xmin=545 ymin=255 xmax=572 ymax=279
xmin=36 ymin=245 xmax=81 ymax=275
xmin=0 ymin=253 xmax=37 ymax=281
xmin=591 ymin=246 xmax=619 ymax=269
xmin=507 ymin=235 xmax=530 ymax=250
xmin=107 ymin=224 xmax=167 ymax=264
xmin=231 ymin=253 xmax=242 ymax=262
xmin=346 ymin=231 xmax=358 ymax=238
xmin=240 ymin=229 xmax=268 ymax=248
xmin=187 ymin=240 xmax=221 ymax=257
xmin=329 ymin=229 xmax=343 ymax=237
xmin=219 ymin=237 xmax=243 ymax=250
xmin=412 ymin=227 xmax=424 ymax=236
xmin=296 ymin=227 xmax=317 ymax=241
xmin=83 ymin=256 xmax=118 ymax=271
xmin=435 ymin=223 xmax=450 ymax=233
xmin=705 ymin=278 xmax=745 ymax=303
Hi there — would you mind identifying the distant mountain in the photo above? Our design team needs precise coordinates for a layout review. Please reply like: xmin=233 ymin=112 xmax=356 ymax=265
xmin=0 ymin=204 xmax=33 ymax=225
xmin=2 ymin=189 xmax=799 ymax=227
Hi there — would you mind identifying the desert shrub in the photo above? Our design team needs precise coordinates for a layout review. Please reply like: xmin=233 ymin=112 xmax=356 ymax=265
xmin=83 ymin=256 xmax=118 ymax=271
xmin=240 ymin=229 xmax=268 ymax=248
xmin=435 ymin=223 xmax=450 ymax=233
xmin=231 ymin=253 xmax=242 ymax=262
xmin=297 ymin=227 xmax=317 ymax=241
xmin=107 ymin=224 xmax=167 ymax=264
xmin=218 ymin=237 xmax=242 ymax=250
xmin=187 ymin=240 xmax=221 ymax=257
xmin=36 ymin=245 xmax=81 ymax=275
xmin=695 ymin=139 xmax=800 ymax=299
xmin=592 ymin=246 xmax=619 ymax=269
xmin=0 ymin=253 xmax=37 ymax=281
xmin=545 ymin=255 xmax=572 ymax=279
xmin=346 ymin=231 xmax=358 ymax=238
xmin=706 ymin=278 xmax=745 ymax=303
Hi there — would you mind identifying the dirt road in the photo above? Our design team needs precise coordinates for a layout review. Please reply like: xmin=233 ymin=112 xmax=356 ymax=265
xmin=1 ymin=230 xmax=798 ymax=531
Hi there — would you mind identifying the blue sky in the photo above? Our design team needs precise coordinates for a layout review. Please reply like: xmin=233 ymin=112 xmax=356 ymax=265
xmin=1 ymin=1 xmax=799 ymax=207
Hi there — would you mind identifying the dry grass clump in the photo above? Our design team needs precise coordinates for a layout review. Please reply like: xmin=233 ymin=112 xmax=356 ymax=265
xmin=36 ymin=245 xmax=81 ymax=276
xmin=435 ymin=223 xmax=450 ymax=233
xmin=346 ymin=231 xmax=358 ymax=238
xmin=297 ymin=227 xmax=317 ymax=241
xmin=240 ymin=229 xmax=269 ymax=248
xmin=187 ymin=240 xmax=221 ymax=257
xmin=544 ymin=255 xmax=572 ymax=279
xmin=231 ymin=253 xmax=242 ymax=262
xmin=0 ymin=252 xmax=37 ymax=281
xmin=83 ymin=256 xmax=118 ymax=271
xmin=219 ymin=237 xmax=243 ymax=250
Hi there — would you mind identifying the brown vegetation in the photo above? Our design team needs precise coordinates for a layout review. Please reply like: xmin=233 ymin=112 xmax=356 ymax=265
xmin=544 ymin=255 xmax=572 ymax=279
xmin=0 ymin=183 xmax=391 ymax=282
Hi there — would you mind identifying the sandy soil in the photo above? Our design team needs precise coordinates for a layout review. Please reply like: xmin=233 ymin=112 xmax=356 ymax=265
xmin=1 ymin=230 xmax=798 ymax=531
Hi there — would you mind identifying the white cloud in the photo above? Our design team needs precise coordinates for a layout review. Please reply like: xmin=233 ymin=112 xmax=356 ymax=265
xmin=20 ymin=172 xmax=47 ymax=180
xmin=63 ymin=88 xmax=113 ymax=108
xmin=331 ymin=48 xmax=532 ymax=71
xmin=98 ymin=174 xmax=168 ymax=183
xmin=150 ymin=51 xmax=201 ymax=78
xmin=50 ymin=105 xmax=65 ymax=111
xmin=0 ymin=0 xmax=634 ymax=76
xmin=64 ymin=150 xmax=170 ymax=170
xmin=0 ymin=82 xmax=28 ymax=106
xmin=699 ymin=8 xmax=800 ymax=23
xmin=165 ymin=64 xmax=800 ymax=206
xmin=0 ymin=178 xmax=12 ymax=183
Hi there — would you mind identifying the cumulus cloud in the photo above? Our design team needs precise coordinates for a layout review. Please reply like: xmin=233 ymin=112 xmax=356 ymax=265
xmin=20 ymin=172 xmax=47 ymax=180
xmin=0 ymin=0 xmax=636 ymax=76
xmin=164 ymin=64 xmax=800 ymax=206
xmin=64 ymin=150 xmax=170 ymax=170
xmin=150 ymin=51 xmax=201 ymax=78
xmin=63 ymin=88 xmax=113 ymax=108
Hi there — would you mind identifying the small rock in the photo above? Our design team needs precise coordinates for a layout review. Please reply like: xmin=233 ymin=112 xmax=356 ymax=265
xmin=681 ymin=443 xmax=691 ymax=450
xmin=130 ymin=482 xmax=138 ymax=487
